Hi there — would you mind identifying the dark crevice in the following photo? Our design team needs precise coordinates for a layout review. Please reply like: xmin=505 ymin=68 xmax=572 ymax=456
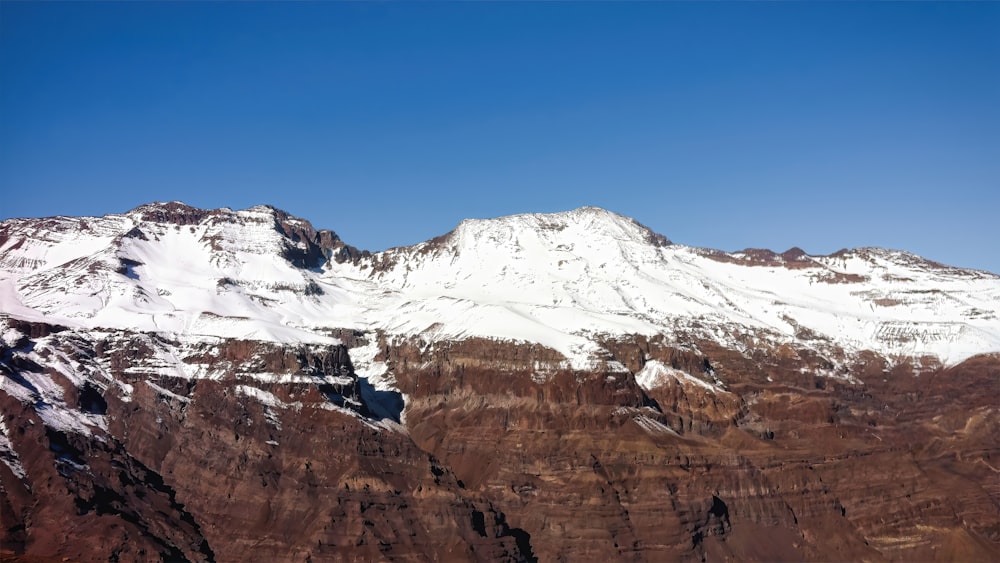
xmin=79 ymin=382 xmax=108 ymax=415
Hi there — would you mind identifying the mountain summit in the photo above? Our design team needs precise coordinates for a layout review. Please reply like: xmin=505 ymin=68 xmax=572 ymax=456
xmin=447 ymin=206 xmax=672 ymax=250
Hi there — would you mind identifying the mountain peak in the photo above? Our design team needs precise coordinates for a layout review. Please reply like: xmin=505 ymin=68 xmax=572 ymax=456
xmin=449 ymin=207 xmax=671 ymax=249
xmin=128 ymin=201 xmax=211 ymax=225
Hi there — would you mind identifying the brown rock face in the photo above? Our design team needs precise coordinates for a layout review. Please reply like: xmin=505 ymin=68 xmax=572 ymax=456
xmin=387 ymin=337 xmax=999 ymax=562
xmin=1 ymin=323 xmax=998 ymax=562
xmin=0 ymin=326 xmax=533 ymax=562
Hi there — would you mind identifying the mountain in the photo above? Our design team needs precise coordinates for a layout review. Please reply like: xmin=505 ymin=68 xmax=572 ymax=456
xmin=3 ymin=203 xmax=997 ymax=366
xmin=1 ymin=202 xmax=998 ymax=562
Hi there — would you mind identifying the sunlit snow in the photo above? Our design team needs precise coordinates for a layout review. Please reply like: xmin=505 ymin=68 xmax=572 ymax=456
xmin=1 ymin=204 xmax=998 ymax=374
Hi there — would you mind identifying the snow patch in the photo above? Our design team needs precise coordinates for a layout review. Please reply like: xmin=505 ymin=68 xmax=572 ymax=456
xmin=235 ymin=385 xmax=284 ymax=409
xmin=635 ymin=360 xmax=724 ymax=393
xmin=145 ymin=381 xmax=191 ymax=403
xmin=632 ymin=415 xmax=680 ymax=436
xmin=0 ymin=419 xmax=27 ymax=480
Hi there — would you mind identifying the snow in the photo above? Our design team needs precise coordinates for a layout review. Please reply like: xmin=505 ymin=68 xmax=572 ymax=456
xmin=1 ymin=326 xmax=23 ymax=347
xmin=145 ymin=381 xmax=192 ymax=403
xmin=315 ymin=400 xmax=394 ymax=431
xmin=36 ymin=402 xmax=107 ymax=438
xmin=632 ymin=414 xmax=680 ymax=436
xmin=233 ymin=385 xmax=293 ymax=428
xmin=0 ymin=356 xmax=107 ymax=438
xmin=0 ymin=356 xmax=108 ymax=438
xmin=349 ymin=340 xmax=389 ymax=383
xmin=351 ymin=340 xmax=406 ymax=423
xmin=0 ymin=419 xmax=27 ymax=480
xmin=5 ymin=209 xmax=348 ymax=346
xmin=0 ymin=215 xmax=123 ymax=275
xmin=0 ymin=328 xmax=109 ymax=438
xmin=321 ymin=208 xmax=1000 ymax=367
xmin=2 ymin=204 xmax=998 ymax=376
xmin=235 ymin=385 xmax=284 ymax=409
xmin=635 ymin=360 xmax=724 ymax=393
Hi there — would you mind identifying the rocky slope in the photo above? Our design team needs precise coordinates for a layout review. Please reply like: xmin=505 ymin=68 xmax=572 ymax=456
xmin=1 ymin=202 xmax=998 ymax=561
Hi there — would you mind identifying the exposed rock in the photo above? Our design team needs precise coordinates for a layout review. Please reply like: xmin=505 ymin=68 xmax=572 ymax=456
xmin=392 ymin=337 xmax=999 ymax=562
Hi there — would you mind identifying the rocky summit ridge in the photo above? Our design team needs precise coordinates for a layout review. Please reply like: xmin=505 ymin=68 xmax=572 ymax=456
xmin=1 ymin=202 xmax=999 ymax=562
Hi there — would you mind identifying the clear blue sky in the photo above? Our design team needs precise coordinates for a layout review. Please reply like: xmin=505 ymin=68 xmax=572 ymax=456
xmin=2 ymin=2 xmax=998 ymax=272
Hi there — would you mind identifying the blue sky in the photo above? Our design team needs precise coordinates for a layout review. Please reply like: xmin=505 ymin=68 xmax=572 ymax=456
xmin=2 ymin=2 xmax=998 ymax=272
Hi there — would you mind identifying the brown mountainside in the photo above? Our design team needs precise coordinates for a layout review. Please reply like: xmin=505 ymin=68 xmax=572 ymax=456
xmin=1 ymin=319 xmax=997 ymax=562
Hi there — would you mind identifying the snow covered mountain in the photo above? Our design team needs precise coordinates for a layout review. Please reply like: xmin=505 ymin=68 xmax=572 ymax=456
xmin=2 ymin=202 xmax=997 ymax=369
xmin=3 ymin=201 xmax=1000 ymax=562
xmin=342 ymin=206 xmax=1000 ymax=367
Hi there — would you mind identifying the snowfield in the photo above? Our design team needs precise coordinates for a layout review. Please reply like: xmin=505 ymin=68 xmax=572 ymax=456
xmin=2 ymin=203 xmax=998 ymax=369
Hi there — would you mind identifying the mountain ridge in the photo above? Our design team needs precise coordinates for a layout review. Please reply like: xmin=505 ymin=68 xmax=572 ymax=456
xmin=1 ymin=201 xmax=998 ymax=368
xmin=4 ymin=200 xmax=993 ymax=275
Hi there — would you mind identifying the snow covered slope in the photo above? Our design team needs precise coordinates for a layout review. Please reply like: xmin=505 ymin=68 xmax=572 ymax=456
xmin=2 ymin=203 xmax=998 ymax=367
xmin=331 ymin=207 xmax=1000 ymax=366
xmin=0 ymin=203 xmax=365 ymax=344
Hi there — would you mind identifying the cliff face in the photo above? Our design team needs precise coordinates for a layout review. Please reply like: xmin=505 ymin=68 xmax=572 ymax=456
xmin=2 ymin=321 xmax=996 ymax=562
xmin=1 ymin=203 xmax=998 ymax=561
xmin=387 ymin=336 xmax=999 ymax=562
xmin=0 ymin=321 xmax=533 ymax=562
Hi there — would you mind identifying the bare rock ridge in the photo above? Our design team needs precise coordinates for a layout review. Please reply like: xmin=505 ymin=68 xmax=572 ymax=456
xmin=131 ymin=201 xmax=369 ymax=268
xmin=1 ymin=202 xmax=998 ymax=561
